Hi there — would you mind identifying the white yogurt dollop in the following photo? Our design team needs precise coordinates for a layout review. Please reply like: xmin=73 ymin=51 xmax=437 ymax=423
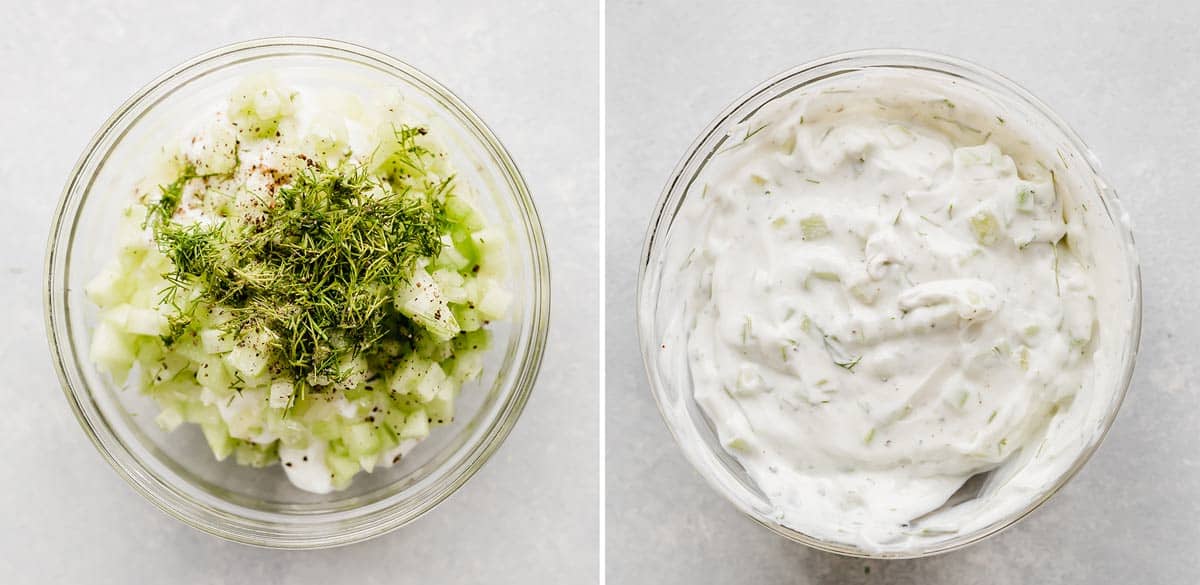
xmin=660 ymin=72 xmax=1134 ymax=551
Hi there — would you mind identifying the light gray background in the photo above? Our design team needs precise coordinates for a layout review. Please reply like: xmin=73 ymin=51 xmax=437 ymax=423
xmin=0 ymin=1 xmax=597 ymax=583
xmin=608 ymin=1 xmax=1198 ymax=583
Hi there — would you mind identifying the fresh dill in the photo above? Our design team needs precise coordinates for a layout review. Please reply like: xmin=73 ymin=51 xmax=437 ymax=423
xmin=744 ymin=123 xmax=770 ymax=141
xmin=931 ymin=115 xmax=982 ymax=134
xmin=834 ymin=355 xmax=863 ymax=371
xmin=151 ymin=126 xmax=457 ymax=401
xmin=145 ymin=164 xmax=198 ymax=227
xmin=1052 ymin=240 xmax=1061 ymax=296
xmin=714 ymin=123 xmax=769 ymax=155
xmin=812 ymin=322 xmax=861 ymax=372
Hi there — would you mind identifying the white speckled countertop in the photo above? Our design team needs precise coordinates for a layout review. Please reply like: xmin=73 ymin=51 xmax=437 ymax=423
xmin=0 ymin=1 xmax=598 ymax=583
xmin=607 ymin=0 xmax=1200 ymax=582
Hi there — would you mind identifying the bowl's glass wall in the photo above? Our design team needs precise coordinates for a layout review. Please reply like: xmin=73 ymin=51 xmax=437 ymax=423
xmin=47 ymin=39 xmax=549 ymax=547
xmin=637 ymin=50 xmax=1141 ymax=558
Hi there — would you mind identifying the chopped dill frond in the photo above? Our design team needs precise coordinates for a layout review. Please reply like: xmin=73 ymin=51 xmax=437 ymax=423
xmin=834 ymin=356 xmax=862 ymax=371
xmin=744 ymin=123 xmax=769 ymax=141
xmin=145 ymin=164 xmax=198 ymax=227
xmin=151 ymin=126 xmax=457 ymax=400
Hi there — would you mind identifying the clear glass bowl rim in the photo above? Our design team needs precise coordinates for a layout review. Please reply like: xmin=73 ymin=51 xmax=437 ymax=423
xmin=44 ymin=36 xmax=551 ymax=549
xmin=636 ymin=48 xmax=1143 ymax=559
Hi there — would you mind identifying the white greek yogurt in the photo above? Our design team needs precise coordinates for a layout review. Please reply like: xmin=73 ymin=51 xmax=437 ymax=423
xmin=658 ymin=70 xmax=1135 ymax=551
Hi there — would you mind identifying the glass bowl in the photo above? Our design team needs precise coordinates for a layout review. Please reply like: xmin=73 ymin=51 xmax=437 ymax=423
xmin=44 ymin=37 xmax=550 ymax=549
xmin=636 ymin=49 xmax=1141 ymax=558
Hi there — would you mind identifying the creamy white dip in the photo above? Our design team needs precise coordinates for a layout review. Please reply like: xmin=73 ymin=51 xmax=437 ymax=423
xmin=659 ymin=71 xmax=1135 ymax=551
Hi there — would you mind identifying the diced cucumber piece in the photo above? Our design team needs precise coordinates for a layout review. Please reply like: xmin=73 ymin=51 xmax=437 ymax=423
xmin=301 ymin=111 xmax=349 ymax=163
xmin=327 ymin=438 xmax=349 ymax=458
xmin=311 ymin=419 xmax=341 ymax=441
xmin=91 ymin=321 xmax=135 ymax=378
xmin=400 ymin=409 xmax=430 ymax=440
xmin=388 ymin=357 xmax=427 ymax=395
xmin=196 ymin=356 xmax=232 ymax=393
xmin=725 ymin=436 xmax=751 ymax=451
xmin=415 ymin=335 xmax=455 ymax=363
xmin=452 ymin=305 xmax=484 ymax=332
xmin=413 ymin=362 xmax=447 ymax=403
xmin=444 ymin=195 xmax=485 ymax=230
xmin=343 ymin=423 xmax=381 ymax=458
xmin=128 ymin=287 xmax=159 ymax=309
xmin=800 ymin=215 xmax=829 ymax=240
xmin=171 ymin=334 xmax=209 ymax=363
xmin=376 ymin=424 xmax=400 ymax=453
xmin=134 ymin=338 xmax=164 ymax=368
xmin=85 ymin=266 xmax=133 ymax=308
xmin=234 ymin=441 xmax=278 ymax=468
xmin=331 ymin=355 xmax=370 ymax=392
xmin=223 ymin=395 xmax=266 ymax=440
xmin=125 ymin=308 xmax=168 ymax=336
xmin=155 ymin=406 xmax=185 ymax=432
xmin=396 ymin=265 xmax=460 ymax=340
xmin=116 ymin=204 xmax=151 ymax=250
xmin=1016 ymin=185 xmax=1036 ymax=213
xmin=326 ymin=451 xmax=361 ymax=490
xmin=115 ymin=246 xmax=149 ymax=273
xmin=194 ymin=122 xmax=239 ymax=175
xmin=202 ymin=423 xmax=235 ymax=460
xmin=342 ymin=386 xmax=372 ymax=403
xmin=476 ymin=279 xmax=512 ymax=320
xmin=225 ymin=343 xmax=268 ymax=378
xmin=450 ymin=225 xmax=480 ymax=265
xmin=207 ymin=306 xmax=234 ymax=326
xmin=970 ymin=211 xmax=1001 ymax=246
xmin=267 ymin=415 xmax=308 ymax=447
xmin=451 ymin=350 xmax=485 ymax=383
xmin=228 ymin=74 xmax=294 ymax=138
xmin=101 ymin=304 xmax=132 ymax=328
xmin=432 ymin=269 xmax=468 ymax=303
xmin=184 ymin=401 xmax=220 ymax=425
xmin=452 ymin=329 xmax=490 ymax=353
xmin=152 ymin=376 xmax=203 ymax=404
xmin=462 ymin=278 xmax=481 ymax=304
xmin=476 ymin=234 xmax=509 ymax=278
xmin=425 ymin=384 xmax=456 ymax=425
xmin=384 ymin=405 xmax=411 ymax=433
xmin=435 ymin=241 xmax=471 ymax=272
xmin=148 ymin=351 xmax=189 ymax=386
xmin=268 ymin=378 xmax=294 ymax=409
xmin=199 ymin=328 xmax=235 ymax=354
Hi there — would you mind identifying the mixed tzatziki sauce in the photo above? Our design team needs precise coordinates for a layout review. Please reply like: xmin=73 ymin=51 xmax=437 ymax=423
xmin=659 ymin=71 xmax=1134 ymax=551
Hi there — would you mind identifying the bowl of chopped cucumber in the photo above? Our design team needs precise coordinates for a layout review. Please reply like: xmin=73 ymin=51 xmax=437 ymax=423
xmin=44 ymin=37 xmax=550 ymax=548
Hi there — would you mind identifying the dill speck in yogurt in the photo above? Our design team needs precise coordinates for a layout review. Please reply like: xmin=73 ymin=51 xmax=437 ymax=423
xmin=85 ymin=75 xmax=512 ymax=493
